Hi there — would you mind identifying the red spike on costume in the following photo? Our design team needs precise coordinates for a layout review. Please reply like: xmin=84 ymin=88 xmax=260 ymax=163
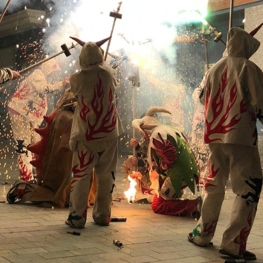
xmin=34 ymin=126 xmax=49 ymax=137
xmin=250 ymin=23 xmax=263 ymax=36
xmin=27 ymin=141 xmax=46 ymax=155
xmin=43 ymin=115 xmax=53 ymax=124
xmin=43 ymin=110 xmax=57 ymax=124
xmin=30 ymin=159 xmax=42 ymax=169
xmin=27 ymin=110 xmax=57 ymax=180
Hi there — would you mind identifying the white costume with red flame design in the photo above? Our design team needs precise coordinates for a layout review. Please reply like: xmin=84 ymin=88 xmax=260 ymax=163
xmin=8 ymin=60 xmax=63 ymax=182
xmin=189 ymin=27 xmax=263 ymax=258
xmin=66 ymin=40 xmax=123 ymax=228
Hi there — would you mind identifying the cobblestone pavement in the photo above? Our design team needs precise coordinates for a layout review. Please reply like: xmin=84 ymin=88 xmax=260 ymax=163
xmin=0 ymin=154 xmax=263 ymax=263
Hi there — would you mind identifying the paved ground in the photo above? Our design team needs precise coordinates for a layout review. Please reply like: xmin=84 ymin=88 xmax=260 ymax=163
xmin=0 ymin=153 xmax=263 ymax=263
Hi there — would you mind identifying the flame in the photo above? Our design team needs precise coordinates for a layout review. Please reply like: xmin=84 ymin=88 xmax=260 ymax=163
xmin=124 ymin=175 xmax=137 ymax=203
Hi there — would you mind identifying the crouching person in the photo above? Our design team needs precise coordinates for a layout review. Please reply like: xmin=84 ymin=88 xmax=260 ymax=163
xmin=130 ymin=107 xmax=201 ymax=218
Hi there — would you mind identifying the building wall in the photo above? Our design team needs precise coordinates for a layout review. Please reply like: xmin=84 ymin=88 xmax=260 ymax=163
xmin=0 ymin=46 xmax=16 ymax=68
xmin=245 ymin=5 xmax=263 ymax=70
xmin=245 ymin=4 xmax=263 ymax=166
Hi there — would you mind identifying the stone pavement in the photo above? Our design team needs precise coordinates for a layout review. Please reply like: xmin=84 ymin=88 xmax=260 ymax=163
xmin=0 ymin=154 xmax=263 ymax=263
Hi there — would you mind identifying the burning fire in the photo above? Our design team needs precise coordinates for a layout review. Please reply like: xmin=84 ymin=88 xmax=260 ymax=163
xmin=124 ymin=175 xmax=137 ymax=203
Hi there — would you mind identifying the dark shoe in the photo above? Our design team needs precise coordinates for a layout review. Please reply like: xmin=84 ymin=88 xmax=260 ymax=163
xmin=191 ymin=210 xmax=201 ymax=220
xmin=219 ymin=249 xmax=256 ymax=260
xmin=187 ymin=232 xmax=213 ymax=247
xmin=65 ymin=219 xmax=85 ymax=229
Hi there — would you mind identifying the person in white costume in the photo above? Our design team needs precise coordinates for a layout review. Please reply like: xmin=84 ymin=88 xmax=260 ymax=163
xmin=8 ymin=59 xmax=67 ymax=182
xmin=188 ymin=26 xmax=263 ymax=261
xmin=65 ymin=36 xmax=123 ymax=228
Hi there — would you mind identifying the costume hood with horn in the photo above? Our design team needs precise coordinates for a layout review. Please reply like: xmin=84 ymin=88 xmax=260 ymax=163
xmin=201 ymin=26 xmax=263 ymax=147
xmin=132 ymin=107 xmax=200 ymax=198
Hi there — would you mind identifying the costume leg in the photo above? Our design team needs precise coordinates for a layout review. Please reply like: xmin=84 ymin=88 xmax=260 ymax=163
xmin=92 ymin=139 xmax=118 ymax=226
xmin=9 ymin=112 xmax=34 ymax=182
xmin=87 ymin=168 xmax=97 ymax=207
xmin=220 ymin=144 xmax=262 ymax=255
xmin=66 ymin=143 xmax=97 ymax=228
xmin=190 ymin=144 xmax=229 ymax=246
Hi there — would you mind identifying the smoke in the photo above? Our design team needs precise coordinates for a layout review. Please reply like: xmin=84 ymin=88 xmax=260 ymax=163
xmin=34 ymin=0 xmax=208 ymax=65
xmin=35 ymin=0 xmax=208 ymax=135
xmin=1 ymin=0 xmax=208 ymax=134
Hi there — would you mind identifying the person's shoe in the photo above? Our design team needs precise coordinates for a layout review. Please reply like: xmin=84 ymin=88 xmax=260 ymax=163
xmin=219 ymin=249 xmax=256 ymax=260
xmin=191 ymin=210 xmax=201 ymax=220
xmin=65 ymin=214 xmax=85 ymax=229
xmin=187 ymin=232 xmax=213 ymax=247
xmin=93 ymin=214 xmax=111 ymax=226
xmin=65 ymin=219 xmax=85 ymax=229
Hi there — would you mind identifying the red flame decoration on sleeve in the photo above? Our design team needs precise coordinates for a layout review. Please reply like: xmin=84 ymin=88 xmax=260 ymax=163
xmin=79 ymin=75 xmax=117 ymax=140
xmin=204 ymin=67 xmax=247 ymax=143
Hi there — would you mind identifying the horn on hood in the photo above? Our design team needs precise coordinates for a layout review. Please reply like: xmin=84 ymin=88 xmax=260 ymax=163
xmin=145 ymin=107 xmax=172 ymax=117
xmin=132 ymin=119 xmax=145 ymax=134
xmin=250 ymin=23 xmax=263 ymax=36
xmin=96 ymin=37 xmax=111 ymax=47
xmin=69 ymin=36 xmax=85 ymax=46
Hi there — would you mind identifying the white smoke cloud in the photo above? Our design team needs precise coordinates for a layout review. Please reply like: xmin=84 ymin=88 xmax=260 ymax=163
xmin=1 ymin=0 xmax=208 ymax=133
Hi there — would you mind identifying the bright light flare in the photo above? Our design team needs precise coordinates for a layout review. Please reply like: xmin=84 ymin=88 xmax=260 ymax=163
xmin=124 ymin=175 xmax=137 ymax=203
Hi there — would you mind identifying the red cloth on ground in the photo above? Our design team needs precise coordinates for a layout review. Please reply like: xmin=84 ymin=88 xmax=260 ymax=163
xmin=151 ymin=194 xmax=197 ymax=216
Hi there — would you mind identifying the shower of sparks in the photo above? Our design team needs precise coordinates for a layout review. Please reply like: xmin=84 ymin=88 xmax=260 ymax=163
xmin=0 ymin=0 xmax=211 ymax=184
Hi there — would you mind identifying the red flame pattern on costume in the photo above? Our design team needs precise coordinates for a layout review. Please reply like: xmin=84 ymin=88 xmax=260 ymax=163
xmin=13 ymin=82 xmax=29 ymax=99
xmin=139 ymin=180 xmax=154 ymax=196
xmin=204 ymin=67 xmax=246 ymax=143
xmin=18 ymin=155 xmax=32 ymax=182
xmin=234 ymin=208 xmax=253 ymax=254
xmin=71 ymin=150 xmax=94 ymax=191
xmin=79 ymin=75 xmax=117 ymax=140
xmin=203 ymin=219 xmax=217 ymax=236
xmin=12 ymin=82 xmax=47 ymax=118
xmin=80 ymin=95 xmax=90 ymax=122
xmin=204 ymin=164 xmax=219 ymax=189
xmin=152 ymin=133 xmax=177 ymax=169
